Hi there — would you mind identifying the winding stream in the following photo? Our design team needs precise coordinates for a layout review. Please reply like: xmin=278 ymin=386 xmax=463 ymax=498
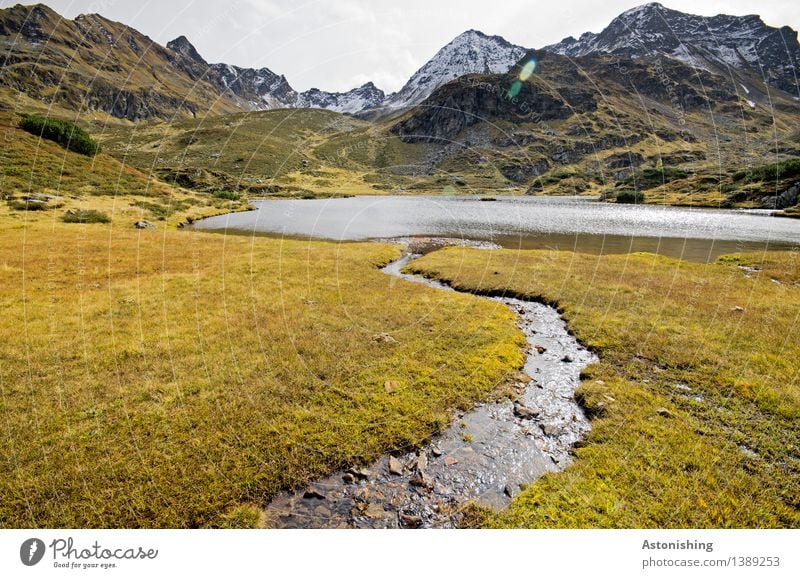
xmin=263 ymin=243 xmax=597 ymax=528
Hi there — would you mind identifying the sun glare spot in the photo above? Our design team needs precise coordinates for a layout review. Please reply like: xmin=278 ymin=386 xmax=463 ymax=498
xmin=507 ymin=80 xmax=522 ymax=98
xmin=519 ymin=59 xmax=537 ymax=81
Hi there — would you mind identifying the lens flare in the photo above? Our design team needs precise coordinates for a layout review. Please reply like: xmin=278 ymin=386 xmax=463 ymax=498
xmin=519 ymin=59 xmax=537 ymax=81
xmin=508 ymin=59 xmax=537 ymax=97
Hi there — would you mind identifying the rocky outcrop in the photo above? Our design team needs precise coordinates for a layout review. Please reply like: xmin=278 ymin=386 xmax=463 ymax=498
xmin=762 ymin=182 xmax=800 ymax=209
xmin=391 ymin=66 xmax=594 ymax=143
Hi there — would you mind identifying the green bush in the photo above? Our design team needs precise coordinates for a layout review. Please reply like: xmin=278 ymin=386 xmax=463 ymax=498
xmin=212 ymin=190 xmax=241 ymax=201
xmin=19 ymin=115 xmax=101 ymax=156
xmin=617 ymin=167 xmax=689 ymax=190
xmin=615 ymin=190 xmax=645 ymax=204
xmin=62 ymin=210 xmax=110 ymax=224
xmin=733 ymin=159 xmax=800 ymax=183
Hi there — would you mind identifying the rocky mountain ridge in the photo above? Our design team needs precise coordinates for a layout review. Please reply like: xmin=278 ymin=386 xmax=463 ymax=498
xmin=545 ymin=2 xmax=800 ymax=95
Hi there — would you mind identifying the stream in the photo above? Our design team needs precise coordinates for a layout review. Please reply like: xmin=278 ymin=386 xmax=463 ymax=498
xmin=263 ymin=241 xmax=598 ymax=528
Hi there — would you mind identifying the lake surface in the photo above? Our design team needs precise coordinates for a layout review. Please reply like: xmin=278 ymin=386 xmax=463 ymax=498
xmin=191 ymin=195 xmax=800 ymax=262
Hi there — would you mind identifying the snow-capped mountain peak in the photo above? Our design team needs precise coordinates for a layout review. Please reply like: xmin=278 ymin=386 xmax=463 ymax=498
xmin=544 ymin=3 xmax=800 ymax=94
xmin=166 ymin=29 xmax=528 ymax=114
xmin=298 ymin=82 xmax=385 ymax=114
xmin=384 ymin=29 xmax=529 ymax=109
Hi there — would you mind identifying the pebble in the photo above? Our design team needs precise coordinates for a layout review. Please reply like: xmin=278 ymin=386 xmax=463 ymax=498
xmin=388 ymin=456 xmax=403 ymax=476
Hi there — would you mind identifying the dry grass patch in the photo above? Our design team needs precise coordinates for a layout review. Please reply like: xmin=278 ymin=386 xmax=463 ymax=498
xmin=0 ymin=221 xmax=523 ymax=527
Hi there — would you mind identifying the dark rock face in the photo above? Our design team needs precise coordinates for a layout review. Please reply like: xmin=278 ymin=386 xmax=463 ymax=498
xmin=647 ymin=150 xmax=707 ymax=166
xmin=166 ymin=35 xmax=207 ymax=65
xmin=605 ymin=152 xmax=644 ymax=170
xmin=545 ymin=2 xmax=800 ymax=95
xmin=550 ymin=134 xmax=644 ymax=165
xmin=500 ymin=160 xmax=550 ymax=183
xmin=391 ymin=71 xmax=594 ymax=143
xmin=762 ymin=183 xmax=800 ymax=209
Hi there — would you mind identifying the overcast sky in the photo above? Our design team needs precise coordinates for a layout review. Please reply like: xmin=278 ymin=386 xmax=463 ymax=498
xmin=5 ymin=1 xmax=799 ymax=93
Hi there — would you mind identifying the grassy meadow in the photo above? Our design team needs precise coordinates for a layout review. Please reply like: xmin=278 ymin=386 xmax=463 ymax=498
xmin=408 ymin=247 xmax=800 ymax=527
xmin=0 ymin=212 xmax=523 ymax=527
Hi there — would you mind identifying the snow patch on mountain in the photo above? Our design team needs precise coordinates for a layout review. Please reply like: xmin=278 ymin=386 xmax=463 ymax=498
xmin=544 ymin=2 xmax=800 ymax=94
xmin=298 ymin=82 xmax=385 ymax=113
xmin=383 ymin=30 xmax=528 ymax=109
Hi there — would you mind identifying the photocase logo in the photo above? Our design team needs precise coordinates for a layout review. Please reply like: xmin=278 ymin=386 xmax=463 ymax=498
xmin=20 ymin=538 xmax=46 ymax=566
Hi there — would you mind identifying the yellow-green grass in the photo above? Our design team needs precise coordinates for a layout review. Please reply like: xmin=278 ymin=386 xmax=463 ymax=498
xmin=408 ymin=247 xmax=800 ymax=527
xmin=0 ymin=218 xmax=524 ymax=528
xmin=0 ymin=111 xmax=175 ymax=199
xmin=99 ymin=109 xmax=372 ymax=191
xmin=0 ymin=111 xmax=255 ymax=227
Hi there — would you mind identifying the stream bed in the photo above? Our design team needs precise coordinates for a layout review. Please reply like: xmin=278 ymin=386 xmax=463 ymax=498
xmin=263 ymin=241 xmax=597 ymax=528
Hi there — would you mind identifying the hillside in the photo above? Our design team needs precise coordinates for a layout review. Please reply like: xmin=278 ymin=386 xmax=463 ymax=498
xmin=0 ymin=4 xmax=240 ymax=120
xmin=384 ymin=49 xmax=800 ymax=207
xmin=0 ymin=109 xmax=250 ymax=228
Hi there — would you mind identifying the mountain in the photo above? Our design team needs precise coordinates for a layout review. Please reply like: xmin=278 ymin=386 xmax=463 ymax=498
xmin=167 ymin=35 xmax=385 ymax=113
xmin=297 ymin=82 xmax=385 ymax=113
xmin=0 ymin=4 xmax=530 ymax=119
xmin=166 ymin=36 xmax=298 ymax=109
xmin=0 ymin=4 xmax=240 ymax=120
xmin=383 ymin=29 xmax=528 ymax=110
xmin=544 ymin=2 xmax=800 ymax=95
xmin=0 ymin=4 xmax=385 ymax=118
xmin=165 ymin=29 xmax=527 ymax=114
xmin=384 ymin=44 xmax=800 ymax=206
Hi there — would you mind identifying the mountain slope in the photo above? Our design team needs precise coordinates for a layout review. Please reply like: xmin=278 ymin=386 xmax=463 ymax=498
xmin=384 ymin=47 xmax=800 ymax=206
xmin=545 ymin=2 xmax=800 ymax=95
xmin=0 ymin=4 xmax=240 ymax=120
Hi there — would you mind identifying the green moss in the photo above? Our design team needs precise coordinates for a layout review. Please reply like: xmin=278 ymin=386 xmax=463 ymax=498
xmin=615 ymin=190 xmax=645 ymax=204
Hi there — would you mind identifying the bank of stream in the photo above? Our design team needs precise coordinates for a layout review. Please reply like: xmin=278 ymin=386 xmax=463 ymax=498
xmin=263 ymin=241 xmax=598 ymax=528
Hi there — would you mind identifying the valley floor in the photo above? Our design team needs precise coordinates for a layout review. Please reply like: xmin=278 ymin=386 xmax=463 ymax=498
xmin=1 ymin=202 xmax=798 ymax=528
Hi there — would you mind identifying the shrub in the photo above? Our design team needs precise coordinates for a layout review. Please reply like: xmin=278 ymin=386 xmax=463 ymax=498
xmin=733 ymin=159 xmax=800 ymax=183
xmin=19 ymin=115 xmax=101 ymax=156
xmin=212 ymin=190 xmax=241 ymax=201
xmin=62 ymin=210 xmax=110 ymax=224
xmin=615 ymin=190 xmax=645 ymax=204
